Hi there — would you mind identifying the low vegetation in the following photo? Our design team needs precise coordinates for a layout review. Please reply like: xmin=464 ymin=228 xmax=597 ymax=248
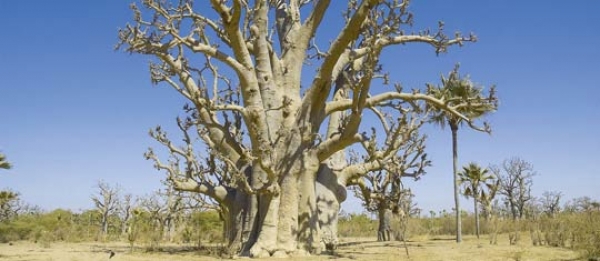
xmin=1 ymin=202 xmax=598 ymax=260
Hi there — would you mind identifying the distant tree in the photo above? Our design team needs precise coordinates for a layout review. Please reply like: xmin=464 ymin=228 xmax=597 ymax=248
xmin=353 ymin=123 xmax=429 ymax=241
xmin=540 ymin=191 xmax=562 ymax=218
xmin=0 ymin=189 xmax=20 ymax=221
xmin=91 ymin=181 xmax=120 ymax=238
xmin=162 ymin=187 xmax=184 ymax=242
xmin=491 ymin=157 xmax=536 ymax=220
xmin=118 ymin=193 xmax=134 ymax=236
xmin=80 ymin=209 xmax=101 ymax=239
xmin=139 ymin=187 xmax=185 ymax=242
xmin=428 ymin=67 xmax=497 ymax=242
xmin=397 ymin=188 xmax=421 ymax=218
xmin=564 ymin=196 xmax=600 ymax=213
xmin=479 ymin=183 xmax=500 ymax=221
xmin=0 ymin=153 xmax=11 ymax=170
xmin=458 ymin=162 xmax=497 ymax=239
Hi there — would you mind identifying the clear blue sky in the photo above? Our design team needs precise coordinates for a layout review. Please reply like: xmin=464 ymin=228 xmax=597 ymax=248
xmin=1 ymin=1 xmax=598 ymax=214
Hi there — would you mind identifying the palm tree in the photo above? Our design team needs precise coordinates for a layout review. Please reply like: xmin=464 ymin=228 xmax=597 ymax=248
xmin=0 ymin=154 xmax=11 ymax=170
xmin=459 ymin=163 xmax=497 ymax=239
xmin=427 ymin=66 xmax=497 ymax=243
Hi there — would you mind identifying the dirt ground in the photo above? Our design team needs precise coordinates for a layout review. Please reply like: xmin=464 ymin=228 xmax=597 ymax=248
xmin=0 ymin=235 xmax=582 ymax=261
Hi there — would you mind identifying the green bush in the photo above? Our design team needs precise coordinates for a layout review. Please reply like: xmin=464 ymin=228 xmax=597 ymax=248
xmin=338 ymin=213 xmax=376 ymax=238
xmin=188 ymin=210 xmax=224 ymax=244
xmin=0 ymin=220 xmax=33 ymax=242
xmin=564 ymin=211 xmax=600 ymax=259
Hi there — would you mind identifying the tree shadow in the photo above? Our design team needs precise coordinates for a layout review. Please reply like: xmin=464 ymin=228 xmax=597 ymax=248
xmin=337 ymin=240 xmax=377 ymax=247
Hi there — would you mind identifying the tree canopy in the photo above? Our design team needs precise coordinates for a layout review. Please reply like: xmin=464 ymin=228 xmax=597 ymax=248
xmin=119 ymin=0 xmax=496 ymax=257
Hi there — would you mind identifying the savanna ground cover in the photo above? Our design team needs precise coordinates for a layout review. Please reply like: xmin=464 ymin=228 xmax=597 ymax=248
xmin=0 ymin=234 xmax=580 ymax=261
xmin=1 ymin=211 xmax=597 ymax=261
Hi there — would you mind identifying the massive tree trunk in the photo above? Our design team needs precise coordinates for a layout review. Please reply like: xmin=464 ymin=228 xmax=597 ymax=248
xmin=315 ymin=86 xmax=349 ymax=251
xmin=298 ymin=157 xmax=322 ymax=253
xmin=248 ymin=192 xmax=282 ymax=257
xmin=248 ymin=146 xmax=323 ymax=257
xmin=316 ymin=160 xmax=347 ymax=250
xmin=222 ymin=195 xmax=246 ymax=255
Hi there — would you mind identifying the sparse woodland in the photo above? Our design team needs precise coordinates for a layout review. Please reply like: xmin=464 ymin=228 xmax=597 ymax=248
xmin=1 ymin=0 xmax=599 ymax=260
xmin=2 ymin=179 xmax=600 ymax=259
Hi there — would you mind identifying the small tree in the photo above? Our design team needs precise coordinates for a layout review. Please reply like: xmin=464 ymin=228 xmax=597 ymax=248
xmin=138 ymin=187 xmax=185 ymax=244
xmin=119 ymin=193 xmax=134 ymax=236
xmin=540 ymin=191 xmax=562 ymax=218
xmin=91 ymin=181 xmax=120 ymax=238
xmin=394 ymin=188 xmax=419 ymax=239
xmin=564 ymin=196 xmax=600 ymax=213
xmin=353 ymin=123 xmax=429 ymax=241
xmin=492 ymin=157 xmax=536 ymax=220
xmin=458 ymin=162 xmax=497 ymax=239
xmin=0 ymin=189 xmax=20 ymax=221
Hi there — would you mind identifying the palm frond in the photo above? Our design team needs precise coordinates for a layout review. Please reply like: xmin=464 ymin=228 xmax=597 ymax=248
xmin=0 ymin=154 xmax=11 ymax=170
xmin=426 ymin=66 xmax=497 ymax=132
xmin=458 ymin=162 xmax=499 ymax=202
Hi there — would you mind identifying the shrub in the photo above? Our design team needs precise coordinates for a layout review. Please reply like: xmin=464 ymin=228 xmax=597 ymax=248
xmin=338 ymin=213 xmax=376 ymax=238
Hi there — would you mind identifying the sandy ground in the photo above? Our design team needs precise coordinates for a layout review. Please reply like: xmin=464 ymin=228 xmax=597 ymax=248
xmin=0 ymin=235 xmax=582 ymax=261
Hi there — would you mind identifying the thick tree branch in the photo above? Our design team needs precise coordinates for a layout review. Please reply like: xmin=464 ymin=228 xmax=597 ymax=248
xmin=299 ymin=0 xmax=378 ymax=130
xmin=294 ymin=0 xmax=331 ymax=59
xmin=326 ymin=91 xmax=472 ymax=125
xmin=210 ymin=0 xmax=255 ymax=72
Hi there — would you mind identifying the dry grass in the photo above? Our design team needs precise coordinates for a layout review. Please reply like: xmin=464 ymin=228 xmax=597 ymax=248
xmin=0 ymin=234 xmax=582 ymax=261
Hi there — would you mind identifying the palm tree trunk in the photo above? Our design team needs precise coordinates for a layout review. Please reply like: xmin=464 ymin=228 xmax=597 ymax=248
xmin=474 ymin=196 xmax=480 ymax=239
xmin=451 ymin=123 xmax=462 ymax=243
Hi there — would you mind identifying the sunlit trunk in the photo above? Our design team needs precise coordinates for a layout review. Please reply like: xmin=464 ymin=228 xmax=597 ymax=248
xmin=474 ymin=196 xmax=480 ymax=239
xmin=298 ymin=158 xmax=322 ymax=253
xmin=276 ymin=171 xmax=298 ymax=254
xmin=451 ymin=121 xmax=462 ymax=243
xmin=249 ymin=193 xmax=281 ymax=257
xmin=316 ymin=163 xmax=347 ymax=251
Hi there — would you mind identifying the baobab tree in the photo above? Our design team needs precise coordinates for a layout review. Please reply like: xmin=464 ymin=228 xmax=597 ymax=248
xmin=491 ymin=157 xmax=536 ymax=220
xmin=119 ymin=0 xmax=495 ymax=256
xmin=353 ymin=124 xmax=429 ymax=241
xmin=119 ymin=193 xmax=134 ymax=237
xmin=91 ymin=181 xmax=120 ymax=238
xmin=540 ymin=190 xmax=562 ymax=218
xmin=138 ymin=187 xmax=185 ymax=243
